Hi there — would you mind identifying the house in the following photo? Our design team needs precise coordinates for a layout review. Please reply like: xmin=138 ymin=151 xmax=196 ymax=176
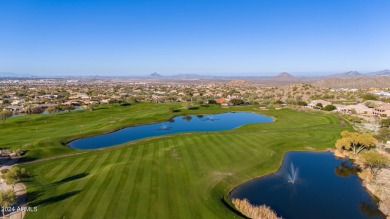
xmin=334 ymin=104 xmax=353 ymax=114
xmin=215 ymin=98 xmax=227 ymax=104
xmin=353 ymin=103 xmax=373 ymax=115
xmin=372 ymin=103 xmax=390 ymax=117
xmin=335 ymin=103 xmax=373 ymax=115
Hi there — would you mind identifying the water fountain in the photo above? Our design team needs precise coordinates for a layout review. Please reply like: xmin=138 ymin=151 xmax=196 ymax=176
xmin=286 ymin=163 xmax=299 ymax=184
xmin=203 ymin=115 xmax=215 ymax=121
xmin=158 ymin=124 xmax=170 ymax=130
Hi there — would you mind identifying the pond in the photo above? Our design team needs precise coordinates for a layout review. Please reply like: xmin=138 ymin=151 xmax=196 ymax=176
xmin=230 ymin=152 xmax=385 ymax=219
xmin=68 ymin=112 xmax=273 ymax=149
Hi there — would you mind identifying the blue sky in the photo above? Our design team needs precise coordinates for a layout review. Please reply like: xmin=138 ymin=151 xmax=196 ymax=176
xmin=0 ymin=0 xmax=389 ymax=76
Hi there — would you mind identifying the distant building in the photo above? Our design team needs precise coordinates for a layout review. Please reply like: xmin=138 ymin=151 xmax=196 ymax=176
xmin=372 ymin=91 xmax=390 ymax=97
xmin=372 ymin=103 xmax=390 ymax=117
xmin=335 ymin=103 xmax=373 ymax=115
xmin=215 ymin=98 xmax=227 ymax=104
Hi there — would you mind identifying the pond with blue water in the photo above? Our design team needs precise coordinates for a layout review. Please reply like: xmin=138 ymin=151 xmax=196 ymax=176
xmin=68 ymin=112 xmax=273 ymax=149
xmin=230 ymin=152 xmax=384 ymax=219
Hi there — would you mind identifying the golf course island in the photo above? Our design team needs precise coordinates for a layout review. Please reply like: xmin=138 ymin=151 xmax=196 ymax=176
xmin=1 ymin=102 xmax=370 ymax=218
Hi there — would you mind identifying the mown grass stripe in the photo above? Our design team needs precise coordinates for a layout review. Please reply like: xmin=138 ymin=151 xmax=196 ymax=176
xmin=103 ymin=147 xmax=135 ymax=218
xmin=206 ymin=134 xmax=238 ymax=165
xmin=42 ymin=160 xmax=68 ymax=179
xmin=192 ymin=135 xmax=228 ymax=168
xmin=175 ymin=136 xmax=202 ymax=176
xmin=92 ymin=148 xmax=132 ymax=218
xmin=80 ymin=150 xmax=123 ymax=218
xmin=181 ymin=135 xmax=213 ymax=168
xmin=155 ymin=140 xmax=171 ymax=219
xmin=49 ymin=157 xmax=85 ymax=183
xmin=173 ymin=137 xmax=203 ymax=219
xmin=160 ymin=139 xmax=181 ymax=219
xmin=111 ymin=145 xmax=144 ymax=218
xmin=127 ymin=143 xmax=151 ymax=218
xmin=145 ymin=142 xmax=159 ymax=219
xmin=47 ymin=154 xmax=99 ymax=217
xmin=133 ymin=143 xmax=155 ymax=218
xmin=118 ymin=144 xmax=145 ymax=218
xmin=68 ymin=151 xmax=112 ymax=218
xmin=165 ymin=138 xmax=190 ymax=219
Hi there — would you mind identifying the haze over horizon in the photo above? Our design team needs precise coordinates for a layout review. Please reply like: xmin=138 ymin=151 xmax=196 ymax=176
xmin=1 ymin=0 xmax=389 ymax=76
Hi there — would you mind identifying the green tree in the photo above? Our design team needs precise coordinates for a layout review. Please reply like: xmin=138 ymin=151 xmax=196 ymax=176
xmin=61 ymin=105 xmax=75 ymax=112
xmin=208 ymin=99 xmax=217 ymax=104
xmin=361 ymin=151 xmax=390 ymax=180
xmin=316 ymin=103 xmax=323 ymax=108
xmin=335 ymin=131 xmax=377 ymax=154
xmin=364 ymin=101 xmax=377 ymax=108
xmin=362 ymin=94 xmax=378 ymax=101
xmin=0 ymin=110 xmax=12 ymax=122
xmin=347 ymin=115 xmax=361 ymax=124
xmin=2 ymin=99 xmax=10 ymax=104
xmin=322 ymin=105 xmax=337 ymax=111
xmin=4 ymin=174 xmax=17 ymax=190
xmin=380 ymin=118 xmax=390 ymax=128
xmin=274 ymin=100 xmax=283 ymax=105
xmin=375 ymin=128 xmax=390 ymax=144
xmin=0 ymin=189 xmax=16 ymax=217
xmin=4 ymin=166 xmax=29 ymax=190
xmin=230 ymin=98 xmax=244 ymax=105
xmin=46 ymin=106 xmax=58 ymax=114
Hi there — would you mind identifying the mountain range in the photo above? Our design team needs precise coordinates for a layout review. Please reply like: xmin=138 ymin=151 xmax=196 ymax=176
xmin=1 ymin=70 xmax=390 ymax=79
xmin=329 ymin=71 xmax=364 ymax=78
xmin=366 ymin=69 xmax=390 ymax=76
xmin=149 ymin=70 xmax=390 ymax=79
xmin=0 ymin=72 xmax=35 ymax=78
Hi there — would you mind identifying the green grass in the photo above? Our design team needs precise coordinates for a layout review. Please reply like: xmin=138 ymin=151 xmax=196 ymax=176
xmin=18 ymin=106 xmax=353 ymax=219
xmin=0 ymin=102 xmax=234 ymax=159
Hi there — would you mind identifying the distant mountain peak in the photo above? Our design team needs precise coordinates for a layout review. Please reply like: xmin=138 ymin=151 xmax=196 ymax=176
xmin=329 ymin=71 xmax=363 ymax=78
xmin=344 ymin=71 xmax=362 ymax=75
xmin=150 ymin=72 xmax=163 ymax=77
xmin=276 ymin=72 xmax=295 ymax=78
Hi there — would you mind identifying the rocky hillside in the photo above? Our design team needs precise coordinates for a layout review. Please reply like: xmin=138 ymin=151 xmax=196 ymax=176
xmin=312 ymin=77 xmax=390 ymax=88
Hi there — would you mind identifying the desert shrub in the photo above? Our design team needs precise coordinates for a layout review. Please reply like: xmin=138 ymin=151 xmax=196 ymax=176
xmin=296 ymin=101 xmax=308 ymax=106
xmin=363 ymin=94 xmax=378 ymax=101
xmin=230 ymin=98 xmax=245 ymax=105
xmin=232 ymin=198 xmax=282 ymax=219
xmin=0 ymin=169 xmax=9 ymax=174
xmin=322 ymin=105 xmax=336 ymax=111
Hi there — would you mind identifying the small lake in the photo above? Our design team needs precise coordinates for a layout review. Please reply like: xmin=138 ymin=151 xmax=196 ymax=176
xmin=230 ymin=152 xmax=385 ymax=219
xmin=68 ymin=112 xmax=273 ymax=149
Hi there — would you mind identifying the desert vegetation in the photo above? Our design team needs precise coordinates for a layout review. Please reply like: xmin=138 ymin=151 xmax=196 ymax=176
xmin=232 ymin=198 xmax=282 ymax=219
xmin=334 ymin=130 xmax=390 ymax=218
xmin=335 ymin=131 xmax=377 ymax=154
